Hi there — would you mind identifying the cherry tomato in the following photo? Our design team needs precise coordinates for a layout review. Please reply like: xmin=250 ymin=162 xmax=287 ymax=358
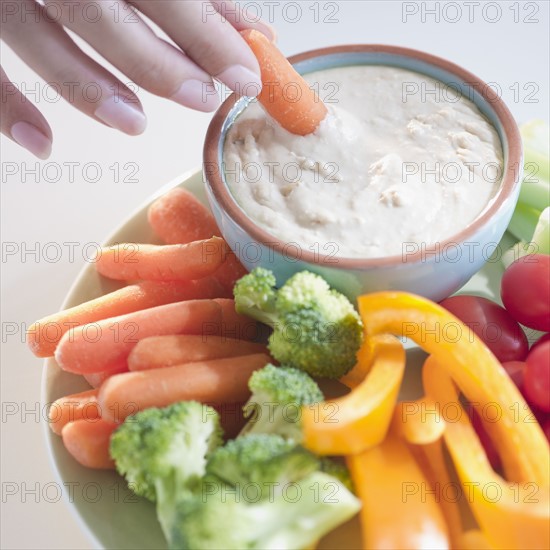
xmin=501 ymin=255 xmax=550 ymax=332
xmin=501 ymin=360 xmax=527 ymax=397
xmin=467 ymin=404 xmax=501 ymax=471
xmin=533 ymin=407 xmax=550 ymax=428
xmin=524 ymin=341 xmax=550 ymax=412
xmin=439 ymin=295 xmax=529 ymax=362
xmin=531 ymin=333 xmax=550 ymax=353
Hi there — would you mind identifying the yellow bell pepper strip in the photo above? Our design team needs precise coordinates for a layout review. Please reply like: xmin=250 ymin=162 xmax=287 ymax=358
xmin=423 ymin=355 xmax=550 ymax=550
xmin=339 ymin=336 xmax=379 ymax=389
xmin=393 ymin=401 xmax=463 ymax=547
xmin=394 ymin=398 xmax=445 ymax=445
xmin=301 ymin=334 xmax=405 ymax=455
xmin=347 ymin=427 xmax=450 ymax=550
xmin=357 ymin=292 xmax=549 ymax=485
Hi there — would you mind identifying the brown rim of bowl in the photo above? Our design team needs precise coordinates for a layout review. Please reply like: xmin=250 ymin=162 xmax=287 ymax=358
xmin=204 ymin=44 xmax=522 ymax=268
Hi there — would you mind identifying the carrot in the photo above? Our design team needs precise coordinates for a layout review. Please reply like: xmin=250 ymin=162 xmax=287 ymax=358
xmin=98 ymin=353 xmax=271 ymax=423
xmin=94 ymin=237 xmax=228 ymax=282
xmin=214 ymin=298 xmax=258 ymax=341
xmin=148 ymin=187 xmax=220 ymax=245
xmin=213 ymin=253 xmax=249 ymax=294
xmin=61 ymin=418 xmax=118 ymax=469
xmin=240 ymin=29 xmax=328 ymax=135
xmin=55 ymin=299 xmax=223 ymax=374
xmin=48 ymin=389 xmax=100 ymax=435
xmin=128 ymin=335 xmax=268 ymax=371
xmin=27 ymin=277 xmax=227 ymax=358
xmin=147 ymin=187 xmax=249 ymax=295
xmin=83 ymin=365 xmax=128 ymax=389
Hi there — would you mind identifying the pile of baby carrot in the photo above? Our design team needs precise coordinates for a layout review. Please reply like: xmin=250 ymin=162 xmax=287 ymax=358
xmin=30 ymin=187 xmax=271 ymax=468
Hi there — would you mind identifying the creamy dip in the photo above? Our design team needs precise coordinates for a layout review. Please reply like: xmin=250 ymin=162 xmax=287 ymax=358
xmin=223 ymin=66 xmax=503 ymax=258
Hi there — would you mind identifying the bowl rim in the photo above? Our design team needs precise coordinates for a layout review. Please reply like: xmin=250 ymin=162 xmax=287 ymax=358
xmin=203 ymin=43 xmax=522 ymax=268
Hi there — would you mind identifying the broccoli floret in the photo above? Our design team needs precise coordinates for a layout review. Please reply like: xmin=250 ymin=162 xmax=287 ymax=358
xmin=206 ymin=433 xmax=320 ymax=490
xmin=232 ymin=266 xmax=278 ymax=326
xmin=320 ymin=457 xmax=355 ymax=494
xmin=171 ymin=435 xmax=361 ymax=550
xmin=171 ymin=474 xmax=360 ymax=550
xmin=239 ymin=363 xmax=323 ymax=440
xmin=109 ymin=401 xmax=222 ymax=537
xmin=169 ymin=486 xmax=250 ymax=550
xmin=234 ymin=268 xmax=363 ymax=378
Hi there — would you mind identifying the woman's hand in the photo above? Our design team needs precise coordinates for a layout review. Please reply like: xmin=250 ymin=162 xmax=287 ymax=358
xmin=1 ymin=0 xmax=275 ymax=158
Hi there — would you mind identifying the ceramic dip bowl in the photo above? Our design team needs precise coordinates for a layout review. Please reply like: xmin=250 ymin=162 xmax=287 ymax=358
xmin=203 ymin=44 xmax=522 ymax=301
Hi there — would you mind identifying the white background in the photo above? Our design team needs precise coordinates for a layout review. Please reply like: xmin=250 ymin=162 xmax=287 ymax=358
xmin=1 ymin=1 xmax=548 ymax=548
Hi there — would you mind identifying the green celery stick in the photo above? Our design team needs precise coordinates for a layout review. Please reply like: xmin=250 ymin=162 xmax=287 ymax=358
xmin=521 ymin=120 xmax=549 ymax=182
xmin=508 ymin=202 xmax=541 ymax=242
xmin=518 ymin=171 xmax=550 ymax=211
xmin=502 ymin=208 xmax=549 ymax=268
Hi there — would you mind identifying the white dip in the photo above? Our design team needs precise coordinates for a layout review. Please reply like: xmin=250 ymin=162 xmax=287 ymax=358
xmin=223 ymin=65 xmax=503 ymax=258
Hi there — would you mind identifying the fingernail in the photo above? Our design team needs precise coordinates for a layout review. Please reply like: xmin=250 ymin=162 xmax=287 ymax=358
xmin=216 ymin=65 xmax=262 ymax=98
xmin=253 ymin=21 xmax=277 ymax=42
xmin=171 ymin=80 xmax=220 ymax=112
xmin=94 ymin=97 xmax=147 ymax=136
xmin=11 ymin=121 xmax=52 ymax=160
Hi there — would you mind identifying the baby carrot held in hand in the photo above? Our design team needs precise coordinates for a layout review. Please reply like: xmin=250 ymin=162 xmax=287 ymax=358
xmin=241 ymin=29 xmax=328 ymax=135
xmin=99 ymin=353 xmax=271 ymax=423
xmin=94 ymin=237 xmax=228 ymax=282
xmin=128 ymin=334 xmax=268 ymax=371
xmin=27 ymin=277 xmax=227 ymax=358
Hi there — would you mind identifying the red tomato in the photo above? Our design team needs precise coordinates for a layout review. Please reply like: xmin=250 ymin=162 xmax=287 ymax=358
xmin=501 ymin=255 xmax=550 ymax=332
xmin=501 ymin=360 xmax=527 ymax=397
xmin=439 ymin=295 xmax=529 ymax=362
xmin=533 ymin=407 xmax=550 ymax=428
xmin=524 ymin=341 xmax=550 ymax=412
xmin=531 ymin=333 xmax=550 ymax=353
xmin=541 ymin=418 xmax=550 ymax=443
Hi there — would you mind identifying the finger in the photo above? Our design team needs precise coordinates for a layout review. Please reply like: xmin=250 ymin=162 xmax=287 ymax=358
xmin=210 ymin=0 xmax=277 ymax=41
xmin=131 ymin=0 xmax=262 ymax=97
xmin=2 ymin=0 xmax=146 ymax=135
xmin=43 ymin=0 xmax=219 ymax=112
xmin=0 ymin=66 xmax=52 ymax=159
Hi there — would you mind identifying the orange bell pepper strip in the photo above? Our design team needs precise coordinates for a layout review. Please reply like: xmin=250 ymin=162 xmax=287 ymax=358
xmin=408 ymin=439 xmax=464 ymax=548
xmin=347 ymin=427 xmax=451 ymax=550
xmin=301 ymin=334 xmax=405 ymax=455
xmin=394 ymin=398 xmax=445 ymax=445
xmin=457 ymin=530 xmax=494 ymax=549
xmin=423 ymin=355 xmax=550 ymax=550
xmin=356 ymin=292 xmax=549 ymax=485
xmin=393 ymin=400 xmax=463 ymax=547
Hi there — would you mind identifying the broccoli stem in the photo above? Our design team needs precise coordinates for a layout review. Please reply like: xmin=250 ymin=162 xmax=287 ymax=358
xmin=240 ymin=401 xmax=302 ymax=440
xmin=244 ymin=472 xmax=361 ymax=549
